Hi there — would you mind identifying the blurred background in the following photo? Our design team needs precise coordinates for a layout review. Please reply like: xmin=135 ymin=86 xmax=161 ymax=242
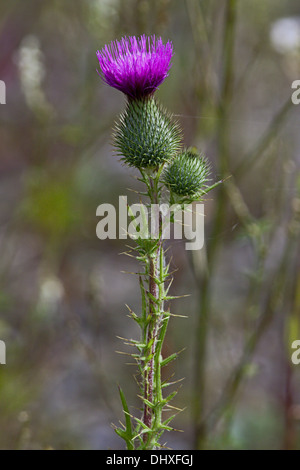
xmin=0 ymin=0 xmax=300 ymax=450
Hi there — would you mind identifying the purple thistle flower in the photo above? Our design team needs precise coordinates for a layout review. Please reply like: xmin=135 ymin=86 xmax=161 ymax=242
xmin=96 ymin=35 xmax=173 ymax=99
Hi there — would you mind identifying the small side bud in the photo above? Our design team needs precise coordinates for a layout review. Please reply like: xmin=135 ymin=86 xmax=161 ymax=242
xmin=163 ymin=148 xmax=211 ymax=200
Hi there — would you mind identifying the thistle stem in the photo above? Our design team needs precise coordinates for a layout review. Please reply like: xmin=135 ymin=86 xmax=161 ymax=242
xmin=143 ymin=255 xmax=159 ymax=438
xmin=142 ymin=172 xmax=164 ymax=448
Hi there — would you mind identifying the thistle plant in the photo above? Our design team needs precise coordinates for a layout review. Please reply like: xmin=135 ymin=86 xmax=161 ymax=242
xmin=97 ymin=35 xmax=219 ymax=450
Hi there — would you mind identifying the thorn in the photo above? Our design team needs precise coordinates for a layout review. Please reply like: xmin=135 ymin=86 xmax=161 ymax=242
xmin=119 ymin=251 xmax=136 ymax=259
xmin=125 ymin=304 xmax=136 ymax=314
xmin=126 ymin=187 xmax=142 ymax=194
xmin=168 ymin=312 xmax=188 ymax=318
xmin=164 ymin=404 xmax=185 ymax=412
xmin=160 ymin=442 xmax=172 ymax=450
xmin=118 ymin=420 xmax=126 ymax=430
xmin=120 ymin=271 xmax=145 ymax=275
xmin=116 ymin=335 xmax=129 ymax=341
xmin=162 ymin=377 xmax=185 ymax=388
xmin=115 ymin=350 xmax=139 ymax=357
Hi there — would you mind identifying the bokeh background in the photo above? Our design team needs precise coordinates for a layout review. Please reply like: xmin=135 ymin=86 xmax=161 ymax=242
xmin=0 ymin=0 xmax=300 ymax=450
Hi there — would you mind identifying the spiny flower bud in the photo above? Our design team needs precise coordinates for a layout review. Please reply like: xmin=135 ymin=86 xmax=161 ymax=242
xmin=114 ymin=98 xmax=182 ymax=169
xmin=163 ymin=149 xmax=211 ymax=198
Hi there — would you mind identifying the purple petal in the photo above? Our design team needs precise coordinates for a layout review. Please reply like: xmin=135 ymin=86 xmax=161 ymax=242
xmin=96 ymin=35 xmax=173 ymax=99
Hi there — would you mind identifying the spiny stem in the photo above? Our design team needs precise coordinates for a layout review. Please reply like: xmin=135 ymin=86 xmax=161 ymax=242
xmin=115 ymin=164 xmax=185 ymax=449
xmin=142 ymin=172 xmax=164 ymax=447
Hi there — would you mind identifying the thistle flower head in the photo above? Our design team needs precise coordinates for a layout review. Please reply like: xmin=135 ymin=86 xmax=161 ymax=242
xmin=96 ymin=35 xmax=173 ymax=99
xmin=163 ymin=149 xmax=211 ymax=199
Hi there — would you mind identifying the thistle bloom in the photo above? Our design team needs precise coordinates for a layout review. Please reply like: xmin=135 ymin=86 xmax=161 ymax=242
xmin=96 ymin=35 xmax=173 ymax=99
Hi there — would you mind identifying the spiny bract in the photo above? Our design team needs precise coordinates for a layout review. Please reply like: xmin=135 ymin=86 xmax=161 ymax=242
xmin=114 ymin=98 xmax=182 ymax=169
xmin=163 ymin=149 xmax=211 ymax=197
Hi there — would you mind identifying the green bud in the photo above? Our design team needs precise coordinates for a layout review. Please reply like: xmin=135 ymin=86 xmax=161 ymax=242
xmin=113 ymin=98 xmax=182 ymax=169
xmin=163 ymin=149 xmax=211 ymax=199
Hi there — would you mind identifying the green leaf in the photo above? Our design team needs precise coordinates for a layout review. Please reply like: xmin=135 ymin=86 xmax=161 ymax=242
xmin=161 ymin=390 xmax=177 ymax=406
xmin=118 ymin=386 xmax=134 ymax=450
xmin=163 ymin=414 xmax=178 ymax=426
xmin=160 ymin=352 xmax=178 ymax=367
xmin=137 ymin=395 xmax=156 ymax=409
xmin=147 ymin=291 xmax=160 ymax=305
